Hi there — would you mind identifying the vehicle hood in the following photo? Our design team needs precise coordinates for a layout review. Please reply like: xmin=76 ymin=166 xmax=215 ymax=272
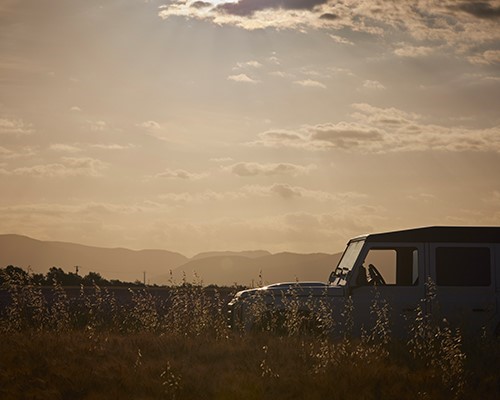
xmin=231 ymin=281 xmax=345 ymax=301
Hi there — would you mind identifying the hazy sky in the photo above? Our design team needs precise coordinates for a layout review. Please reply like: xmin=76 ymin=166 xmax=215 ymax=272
xmin=1 ymin=0 xmax=499 ymax=256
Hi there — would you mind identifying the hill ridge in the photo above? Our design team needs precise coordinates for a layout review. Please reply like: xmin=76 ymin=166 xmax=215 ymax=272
xmin=0 ymin=234 xmax=342 ymax=286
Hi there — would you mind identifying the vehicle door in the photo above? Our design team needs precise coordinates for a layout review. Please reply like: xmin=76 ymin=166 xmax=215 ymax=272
xmin=349 ymin=243 xmax=426 ymax=337
xmin=429 ymin=243 xmax=496 ymax=334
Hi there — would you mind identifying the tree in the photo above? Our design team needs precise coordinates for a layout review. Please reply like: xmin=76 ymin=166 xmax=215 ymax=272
xmin=0 ymin=265 xmax=30 ymax=286
xmin=46 ymin=267 xmax=82 ymax=286
xmin=82 ymin=271 xmax=109 ymax=286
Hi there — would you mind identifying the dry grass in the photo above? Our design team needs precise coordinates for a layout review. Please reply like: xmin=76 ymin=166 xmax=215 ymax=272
xmin=1 ymin=331 xmax=499 ymax=400
xmin=0 ymin=273 xmax=499 ymax=400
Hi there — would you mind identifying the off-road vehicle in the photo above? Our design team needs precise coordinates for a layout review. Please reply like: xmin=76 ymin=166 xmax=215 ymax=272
xmin=228 ymin=226 xmax=500 ymax=336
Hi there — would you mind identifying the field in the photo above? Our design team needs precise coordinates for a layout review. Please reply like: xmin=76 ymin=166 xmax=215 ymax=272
xmin=0 ymin=277 xmax=499 ymax=400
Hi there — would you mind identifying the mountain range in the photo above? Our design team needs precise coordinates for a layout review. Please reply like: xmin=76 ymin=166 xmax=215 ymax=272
xmin=0 ymin=234 xmax=342 ymax=286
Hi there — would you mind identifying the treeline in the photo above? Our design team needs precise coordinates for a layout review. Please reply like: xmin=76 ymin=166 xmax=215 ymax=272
xmin=0 ymin=265 xmax=145 ymax=287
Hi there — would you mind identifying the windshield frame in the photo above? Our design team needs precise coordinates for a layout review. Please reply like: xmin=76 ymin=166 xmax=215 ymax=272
xmin=330 ymin=239 xmax=365 ymax=285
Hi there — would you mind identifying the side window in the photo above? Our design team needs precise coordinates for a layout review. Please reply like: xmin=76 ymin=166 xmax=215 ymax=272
xmin=436 ymin=247 xmax=491 ymax=286
xmin=362 ymin=247 xmax=418 ymax=285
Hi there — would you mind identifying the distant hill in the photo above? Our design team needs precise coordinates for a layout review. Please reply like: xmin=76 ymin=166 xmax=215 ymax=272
xmin=0 ymin=234 xmax=188 ymax=283
xmin=191 ymin=250 xmax=271 ymax=261
xmin=161 ymin=252 xmax=342 ymax=287
xmin=0 ymin=234 xmax=342 ymax=286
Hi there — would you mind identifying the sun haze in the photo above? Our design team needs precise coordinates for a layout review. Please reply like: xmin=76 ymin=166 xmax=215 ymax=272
xmin=0 ymin=0 xmax=499 ymax=256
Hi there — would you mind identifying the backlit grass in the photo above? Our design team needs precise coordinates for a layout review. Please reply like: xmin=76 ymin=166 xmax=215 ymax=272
xmin=0 ymin=272 xmax=499 ymax=399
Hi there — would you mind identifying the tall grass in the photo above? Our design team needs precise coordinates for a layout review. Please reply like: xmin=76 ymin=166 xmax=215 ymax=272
xmin=0 ymin=271 xmax=498 ymax=399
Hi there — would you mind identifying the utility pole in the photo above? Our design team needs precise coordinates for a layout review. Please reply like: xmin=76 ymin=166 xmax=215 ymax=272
xmin=75 ymin=266 xmax=79 ymax=276
xmin=143 ymin=271 xmax=146 ymax=286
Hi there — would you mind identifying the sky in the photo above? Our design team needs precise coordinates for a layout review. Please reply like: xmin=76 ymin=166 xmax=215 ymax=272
xmin=0 ymin=0 xmax=499 ymax=256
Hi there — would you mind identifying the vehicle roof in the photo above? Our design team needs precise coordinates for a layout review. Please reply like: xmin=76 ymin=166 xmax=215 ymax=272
xmin=351 ymin=226 xmax=500 ymax=244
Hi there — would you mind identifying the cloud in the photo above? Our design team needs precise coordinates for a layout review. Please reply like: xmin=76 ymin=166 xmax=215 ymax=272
xmin=155 ymin=168 xmax=208 ymax=180
xmin=158 ymin=184 xmax=357 ymax=204
xmin=136 ymin=120 xmax=169 ymax=141
xmin=394 ymin=45 xmax=434 ymax=58
xmin=0 ymin=157 xmax=107 ymax=178
xmin=0 ymin=117 xmax=33 ymax=135
xmin=249 ymin=103 xmax=500 ymax=153
xmin=215 ymin=0 xmax=329 ymax=17
xmin=0 ymin=146 xmax=36 ymax=159
xmin=142 ymin=208 xmax=379 ymax=256
xmin=244 ymin=184 xmax=346 ymax=201
xmin=0 ymin=146 xmax=14 ymax=158
xmin=226 ymin=162 xmax=315 ymax=177
xmin=159 ymin=0 xmax=336 ymax=30
xmin=320 ymin=13 xmax=339 ymax=21
xmin=269 ymin=71 xmax=295 ymax=79
xmin=328 ymin=34 xmax=354 ymax=45
xmin=159 ymin=190 xmax=244 ymax=204
xmin=293 ymin=79 xmax=327 ymax=89
xmin=467 ymin=49 xmax=500 ymax=65
xmin=407 ymin=193 xmax=436 ymax=203
xmin=269 ymin=183 xmax=302 ymax=199
xmin=158 ymin=0 xmax=500 ymax=59
xmin=452 ymin=1 xmax=500 ymax=19
xmin=191 ymin=1 xmax=213 ymax=9
xmin=89 ymin=120 xmax=108 ymax=132
xmin=362 ymin=80 xmax=385 ymax=90
xmin=268 ymin=54 xmax=280 ymax=65
xmin=307 ymin=122 xmax=384 ymax=150
xmin=351 ymin=103 xmax=418 ymax=126
xmin=227 ymin=73 xmax=258 ymax=83
xmin=91 ymin=143 xmax=135 ymax=150
xmin=328 ymin=67 xmax=355 ymax=77
xmin=0 ymin=201 xmax=161 ymax=250
xmin=210 ymin=157 xmax=234 ymax=163
xmin=49 ymin=144 xmax=82 ymax=153
xmin=137 ymin=120 xmax=161 ymax=130
xmin=248 ymin=129 xmax=309 ymax=148
xmin=235 ymin=60 xmax=263 ymax=69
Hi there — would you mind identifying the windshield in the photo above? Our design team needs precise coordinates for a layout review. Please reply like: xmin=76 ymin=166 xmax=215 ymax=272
xmin=330 ymin=240 xmax=365 ymax=285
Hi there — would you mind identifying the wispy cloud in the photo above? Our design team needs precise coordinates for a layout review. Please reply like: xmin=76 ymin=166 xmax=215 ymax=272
xmin=0 ymin=146 xmax=14 ymax=158
xmin=49 ymin=144 xmax=82 ymax=153
xmin=227 ymin=73 xmax=258 ymax=83
xmin=394 ymin=45 xmax=434 ymax=58
xmin=234 ymin=60 xmax=263 ymax=69
xmin=329 ymin=34 xmax=354 ymax=45
xmin=0 ymin=117 xmax=33 ymax=135
xmin=451 ymin=1 xmax=500 ymax=20
xmin=225 ymin=162 xmax=315 ymax=177
xmin=0 ymin=146 xmax=36 ymax=159
xmin=210 ymin=157 xmax=233 ymax=163
xmin=0 ymin=157 xmax=107 ymax=178
xmin=214 ymin=0 xmax=329 ymax=17
xmin=158 ymin=184 xmax=360 ymax=204
xmin=293 ymin=79 xmax=327 ymax=89
xmin=88 ymin=120 xmax=108 ymax=132
xmin=137 ymin=120 xmax=161 ymax=130
xmin=245 ymin=183 xmax=338 ymax=201
xmin=155 ymin=168 xmax=208 ymax=180
xmin=91 ymin=143 xmax=135 ymax=150
xmin=136 ymin=120 xmax=169 ymax=141
xmin=362 ymin=80 xmax=385 ymax=90
xmin=248 ymin=102 xmax=500 ymax=153
xmin=467 ymin=49 xmax=500 ymax=65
